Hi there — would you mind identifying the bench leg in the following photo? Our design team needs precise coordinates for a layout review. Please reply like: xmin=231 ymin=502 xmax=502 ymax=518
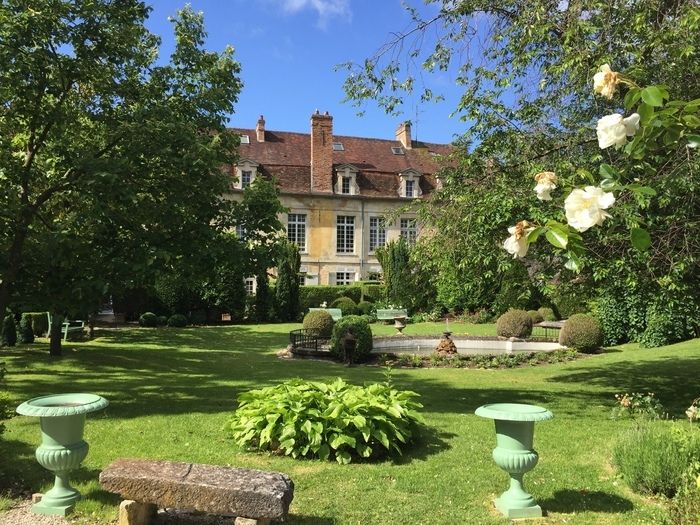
xmin=234 ymin=518 xmax=271 ymax=525
xmin=119 ymin=500 xmax=156 ymax=525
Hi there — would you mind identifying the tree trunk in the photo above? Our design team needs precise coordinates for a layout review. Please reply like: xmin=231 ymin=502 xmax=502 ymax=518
xmin=49 ymin=312 xmax=63 ymax=357
xmin=88 ymin=314 xmax=95 ymax=339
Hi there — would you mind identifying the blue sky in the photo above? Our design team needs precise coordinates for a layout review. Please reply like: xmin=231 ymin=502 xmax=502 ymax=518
xmin=146 ymin=0 xmax=467 ymax=144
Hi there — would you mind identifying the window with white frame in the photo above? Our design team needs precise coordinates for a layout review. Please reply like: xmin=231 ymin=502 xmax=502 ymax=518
xmin=399 ymin=169 xmax=422 ymax=198
xmin=336 ymin=216 xmax=355 ymax=253
xmin=334 ymin=165 xmax=359 ymax=195
xmin=405 ymin=179 xmax=415 ymax=198
xmin=241 ymin=170 xmax=252 ymax=188
xmin=369 ymin=216 xmax=386 ymax=252
xmin=400 ymin=218 xmax=417 ymax=245
xmin=244 ymin=277 xmax=256 ymax=295
xmin=234 ymin=159 xmax=258 ymax=190
xmin=287 ymin=213 xmax=307 ymax=252
xmin=335 ymin=272 xmax=353 ymax=285
xmin=341 ymin=176 xmax=351 ymax=194
xmin=235 ymin=224 xmax=246 ymax=240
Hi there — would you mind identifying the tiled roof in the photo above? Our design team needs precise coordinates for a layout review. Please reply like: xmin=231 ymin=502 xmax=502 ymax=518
xmin=230 ymin=128 xmax=451 ymax=199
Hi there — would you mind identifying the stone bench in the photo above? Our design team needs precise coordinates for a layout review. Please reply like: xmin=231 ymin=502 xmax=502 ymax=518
xmin=99 ymin=459 xmax=294 ymax=525
xmin=376 ymin=308 xmax=408 ymax=321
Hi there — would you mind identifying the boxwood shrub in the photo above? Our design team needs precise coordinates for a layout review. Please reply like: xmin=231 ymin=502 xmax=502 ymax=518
xmin=330 ymin=315 xmax=373 ymax=363
xmin=228 ymin=378 xmax=424 ymax=464
xmin=28 ymin=312 xmax=48 ymax=337
xmin=537 ymin=307 xmax=557 ymax=322
xmin=19 ymin=313 xmax=34 ymax=344
xmin=357 ymin=300 xmax=374 ymax=316
xmin=527 ymin=310 xmax=544 ymax=324
xmin=1 ymin=315 xmax=17 ymax=347
xmin=559 ymin=313 xmax=603 ymax=353
xmin=331 ymin=297 xmax=358 ymax=316
xmin=496 ymin=309 xmax=533 ymax=338
xmin=167 ymin=314 xmax=188 ymax=328
xmin=139 ymin=312 xmax=158 ymax=327
xmin=299 ymin=285 xmax=363 ymax=313
xmin=303 ymin=310 xmax=335 ymax=338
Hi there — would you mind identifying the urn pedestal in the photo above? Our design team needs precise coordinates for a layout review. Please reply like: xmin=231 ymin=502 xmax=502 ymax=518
xmin=16 ymin=393 xmax=108 ymax=516
xmin=475 ymin=403 xmax=553 ymax=519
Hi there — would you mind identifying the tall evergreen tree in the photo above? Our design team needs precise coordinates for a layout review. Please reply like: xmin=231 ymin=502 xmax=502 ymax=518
xmin=275 ymin=240 xmax=301 ymax=322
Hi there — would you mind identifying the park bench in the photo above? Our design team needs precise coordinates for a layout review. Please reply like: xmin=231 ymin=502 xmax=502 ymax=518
xmin=100 ymin=458 xmax=294 ymax=525
xmin=533 ymin=320 xmax=566 ymax=340
xmin=308 ymin=307 xmax=342 ymax=320
xmin=46 ymin=312 xmax=86 ymax=341
xmin=376 ymin=308 xmax=408 ymax=321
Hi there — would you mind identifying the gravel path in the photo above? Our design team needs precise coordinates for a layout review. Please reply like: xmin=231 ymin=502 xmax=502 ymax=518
xmin=0 ymin=500 xmax=235 ymax=524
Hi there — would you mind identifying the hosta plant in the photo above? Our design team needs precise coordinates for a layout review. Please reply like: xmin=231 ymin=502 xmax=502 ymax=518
xmin=227 ymin=378 xmax=424 ymax=464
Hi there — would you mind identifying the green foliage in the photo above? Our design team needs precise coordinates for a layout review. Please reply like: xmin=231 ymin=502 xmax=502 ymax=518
xmin=613 ymin=424 xmax=700 ymax=497
xmin=559 ymin=314 xmax=604 ymax=353
xmin=537 ymin=307 xmax=557 ymax=322
xmin=496 ymin=309 xmax=533 ymax=338
xmin=382 ymin=349 xmax=579 ymax=369
xmin=18 ymin=313 xmax=34 ymax=344
xmin=492 ymin=265 xmax=542 ymax=316
xmin=300 ymin=286 xmax=343 ymax=312
xmin=139 ymin=312 xmax=159 ymax=328
xmin=526 ymin=310 xmax=543 ymax=324
xmin=611 ymin=392 xmax=665 ymax=421
xmin=227 ymin=378 xmax=425 ymax=464
xmin=1 ymin=315 xmax=17 ymax=347
xmin=275 ymin=240 xmax=301 ymax=322
xmin=156 ymin=315 xmax=168 ymax=327
xmin=28 ymin=312 xmax=49 ymax=337
xmin=376 ymin=238 xmax=433 ymax=313
xmin=254 ymin=271 xmax=273 ymax=322
xmin=640 ymin=300 xmax=698 ymax=348
xmin=167 ymin=314 xmax=188 ymax=328
xmin=340 ymin=286 xmax=363 ymax=304
xmin=330 ymin=316 xmax=373 ymax=363
xmin=550 ymin=283 xmax=592 ymax=320
xmin=331 ymin=297 xmax=358 ymax=316
xmin=189 ymin=310 xmax=207 ymax=326
xmin=668 ymin=463 xmax=700 ymax=525
xmin=0 ymin=363 xmax=10 ymax=435
xmin=591 ymin=294 xmax=630 ymax=346
xmin=360 ymin=283 xmax=383 ymax=303
xmin=303 ymin=311 xmax=335 ymax=338
xmin=357 ymin=301 xmax=375 ymax=316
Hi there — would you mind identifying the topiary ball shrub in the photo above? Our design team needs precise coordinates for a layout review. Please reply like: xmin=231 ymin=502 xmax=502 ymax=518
xmin=189 ymin=309 xmax=207 ymax=326
xmin=29 ymin=312 xmax=49 ymax=337
xmin=613 ymin=424 xmax=700 ymax=498
xmin=527 ymin=310 xmax=544 ymax=324
xmin=303 ymin=310 xmax=335 ymax=338
xmin=357 ymin=300 xmax=374 ymax=316
xmin=139 ymin=312 xmax=158 ymax=327
xmin=537 ymin=307 xmax=558 ymax=322
xmin=331 ymin=297 xmax=358 ymax=316
xmin=228 ymin=378 xmax=425 ymax=464
xmin=18 ymin=313 xmax=34 ymax=344
xmin=156 ymin=315 xmax=168 ymax=326
xmin=559 ymin=313 xmax=603 ymax=353
xmin=167 ymin=314 xmax=188 ymax=328
xmin=330 ymin=315 xmax=373 ymax=363
xmin=496 ymin=309 xmax=533 ymax=338
xmin=1 ymin=315 xmax=17 ymax=347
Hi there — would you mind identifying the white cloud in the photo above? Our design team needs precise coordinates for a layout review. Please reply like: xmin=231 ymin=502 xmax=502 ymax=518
xmin=277 ymin=0 xmax=351 ymax=27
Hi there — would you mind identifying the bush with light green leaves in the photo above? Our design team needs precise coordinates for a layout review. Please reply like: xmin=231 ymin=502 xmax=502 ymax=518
xmin=227 ymin=378 xmax=425 ymax=464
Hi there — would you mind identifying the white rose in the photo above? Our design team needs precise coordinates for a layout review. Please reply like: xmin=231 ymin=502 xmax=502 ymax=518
xmin=597 ymin=113 xmax=640 ymax=149
xmin=503 ymin=220 xmax=534 ymax=258
xmin=565 ymin=186 xmax=616 ymax=232
xmin=593 ymin=64 xmax=620 ymax=99
xmin=533 ymin=171 xmax=557 ymax=201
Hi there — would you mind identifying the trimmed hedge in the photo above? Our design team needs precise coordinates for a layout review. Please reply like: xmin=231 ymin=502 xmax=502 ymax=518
xmin=527 ymin=310 xmax=544 ymax=324
xmin=496 ymin=309 xmax=533 ymax=338
xmin=537 ymin=307 xmax=557 ymax=322
xmin=19 ymin=313 xmax=34 ymax=344
xmin=331 ymin=297 xmax=358 ymax=316
xmin=559 ymin=313 xmax=603 ymax=352
xmin=27 ymin=312 xmax=49 ymax=337
xmin=299 ymin=285 xmax=364 ymax=313
xmin=357 ymin=300 xmax=374 ymax=316
xmin=139 ymin=312 xmax=159 ymax=327
xmin=330 ymin=315 xmax=373 ymax=363
xmin=167 ymin=314 xmax=188 ymax=327
xmin=303 ymin=310 xmax=335 ymax=338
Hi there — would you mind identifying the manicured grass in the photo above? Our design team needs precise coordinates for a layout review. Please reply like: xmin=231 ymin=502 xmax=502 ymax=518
xmin=1 ymin=323 xmax=698 ymax=524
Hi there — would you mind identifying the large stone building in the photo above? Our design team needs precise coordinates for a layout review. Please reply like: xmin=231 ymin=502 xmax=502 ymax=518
xmin=229 ymin=111 xmax=450 ymax=287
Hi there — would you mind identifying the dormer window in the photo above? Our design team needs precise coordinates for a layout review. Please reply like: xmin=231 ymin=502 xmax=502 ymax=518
xmin=234 ymin=159 xmax=258 ymax=190
xmin=391 ymin=146 xmax=404 ymax=155
xmin=334 ymin=164 xmax=360 ymax=196
xmin=333 ymin=142 xmax=345 ymax=151
xmin=240 ymin=135 xmax=250 ymax=144
xmin=399 ymin=169 xmax=423 ymax=198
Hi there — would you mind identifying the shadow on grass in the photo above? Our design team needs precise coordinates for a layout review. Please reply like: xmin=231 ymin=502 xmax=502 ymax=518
xmin=541 ymin=489 xmax=634 ymax=514
xmin=394 ymin=425 xmax=456 ymax=465
xmin=286 ymin=516 xmax=336 ymax=525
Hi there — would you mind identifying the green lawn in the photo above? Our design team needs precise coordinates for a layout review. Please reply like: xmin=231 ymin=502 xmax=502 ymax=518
xmin=1 ymin=323 xmax=698 ymax=524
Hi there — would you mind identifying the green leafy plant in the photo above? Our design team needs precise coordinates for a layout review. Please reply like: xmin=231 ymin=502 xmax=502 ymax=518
xmin=167 ymin=314 xmax=188 ymax=328
xmin=526 ymin=310 xmax=544 ymax=324
xmin=331 ymin=297 xmax=358 ymax=316
xmin=302 ymin=310 xmax=334 ymax=338
xmin=537 ymin=307 xmax=557 ymax=322
xmin=611 ymin=392 xmax=665 ymax=421
xmin=156 ymin=315 xmax=168 ymax=326
xmin=139 ymin=312 xmax=158 ymax=328
xmin=496 ymin=309 xmax=533 ymax=338
xmin=227 ymin=378 xmax=425 ymax=464
xmin=18 ymin=313 xmax=34 ymax=344
xmin=330 ymin=315 xmax=373 ymax=363
xmin=559 ymin=314 xmax=603 ymax=353
xmin=668 ymin=461 xmax=700 ymax=525
xmin=356 ymin=300 xmax=374 ymax=316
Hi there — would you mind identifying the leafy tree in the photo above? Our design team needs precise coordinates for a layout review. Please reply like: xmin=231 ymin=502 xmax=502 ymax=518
xmin=376 ymin=238 xmax=434 ymax=312
xmin=0 ymin=1 xmax=242 ymax=354
xmin=1 ymin=315 xmax=17 ymax=347
xmin=342 ymin=1 xmax=700 ymax=328
xmin=275 ymin=240 xmax=301 ymax=322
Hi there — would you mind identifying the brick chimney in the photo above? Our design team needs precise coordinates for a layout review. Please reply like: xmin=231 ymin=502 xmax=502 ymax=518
xmin=256 ymin=115 xmax=265 ymax=142
xmin=396 ymin=121 xmax=412 ymax=149
xmin=310 ymin=110 xmax=334 ymax=193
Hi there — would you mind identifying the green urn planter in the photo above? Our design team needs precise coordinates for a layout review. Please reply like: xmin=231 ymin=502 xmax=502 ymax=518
xmin=475 ymin=403 xmax=553 ymax=519
xmin=16 ymin=393 xmax=108 ymax=516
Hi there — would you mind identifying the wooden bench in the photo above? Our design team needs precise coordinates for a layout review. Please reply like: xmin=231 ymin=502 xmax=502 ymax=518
xmin=308 ymin=307 xmax=343 ymax=320
xmin=376 ymin=308 xmax=408 ymax=321
xmin=46 ymin=312 xmax=86 ymax=341
xmin=100 ymin=459 xmax=294 ymax=525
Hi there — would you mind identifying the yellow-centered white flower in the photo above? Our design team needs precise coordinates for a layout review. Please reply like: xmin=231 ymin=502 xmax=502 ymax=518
xmin=596 ymin=113 xmax=640 ymax=149
xmin=533 ymin=171 xmax=558 ymax=201
xmin=593 ymin=64 xmax=620 ymax=99
xmin=503 ymin=220 xmax=534 ymax=258
xmin=565 ymin=186 xmax=616 ymax=232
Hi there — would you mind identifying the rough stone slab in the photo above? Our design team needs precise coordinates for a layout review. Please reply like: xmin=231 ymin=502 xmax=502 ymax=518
xmin=100 ymin=459 xmax=294 ymax=520
xmin=119 ymin=500 xmax=156 ymax=525
xmin=235 ymin=518 xmax=270 ymax=525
